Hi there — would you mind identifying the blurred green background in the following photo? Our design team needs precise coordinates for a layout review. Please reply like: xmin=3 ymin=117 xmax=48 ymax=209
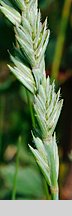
xmin=0 ymin=0 xmax=72 ymax=200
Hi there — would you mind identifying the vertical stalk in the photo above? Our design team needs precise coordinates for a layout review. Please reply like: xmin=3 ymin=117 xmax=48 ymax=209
xmin=26 ymin=91 xmax=36 ymax=128
xmin=0 ymin=95 xmax=5 ymax=159
xmin=52 ymin=192 xmax=59 ymax=200
xmin=51 ymin=184 xmax=59 ymax=200
xmin=12 ymin=136 xmax=20 ymax=200
xmin=51 ymin=0 xmax=71 ymax=80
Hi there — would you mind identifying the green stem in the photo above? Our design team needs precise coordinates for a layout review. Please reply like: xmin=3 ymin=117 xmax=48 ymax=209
xmin=12 ymin=137 xmax=20 ymax=200
xmin=51 ymin=192 xmax=59 ymax=200
xmin=26 ymin=91 xmax=35 ymax=128
xmin=0 ymin=96 xmax=5 ymax=159
xmin=51 ymin=184 xmax=59 ymax=200
xmin=51 ymin=0 xmax=71 ymax=80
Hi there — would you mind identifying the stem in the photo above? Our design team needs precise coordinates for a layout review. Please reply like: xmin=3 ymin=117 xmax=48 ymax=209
xmin=0 ymin=96 xmax=5 ymax=159
xmin=26 ymin=91 xmax=35 ymax=128
xmin=51 ymin=192 xmax=59 ymax=200
xmin=51 ymin=184 xmax=59 ymax=200
xmin=12 ymin=136 xmax=20 ymax=200
xmin=51 ymin=0 xmax=71 ymax=80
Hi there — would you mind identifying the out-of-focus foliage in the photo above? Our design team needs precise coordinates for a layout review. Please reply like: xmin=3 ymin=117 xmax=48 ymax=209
xmin=0 ymin=165 xmax=45 ymax=200
xmin=39 ymin=0 xmax=72 ymax=71
xmin=39 ymin=0 xmax=55 ymax=9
